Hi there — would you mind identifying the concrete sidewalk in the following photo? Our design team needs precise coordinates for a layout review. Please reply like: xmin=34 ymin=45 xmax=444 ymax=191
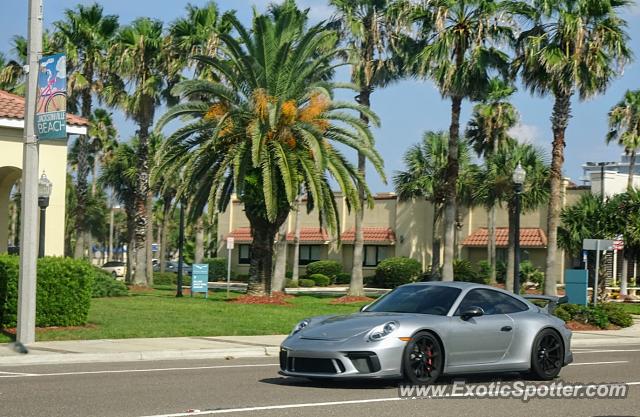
xmin=1 ymin=318 xmax=639 ymax=367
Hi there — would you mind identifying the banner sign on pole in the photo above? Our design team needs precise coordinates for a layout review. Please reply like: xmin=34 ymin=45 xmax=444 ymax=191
xmin=226 ymin=237 xmax=235 ymax=250
xmin=35 ymin=53 xmax=67 ymax=140
xmin=191 ymin=264 xmax=209 ymax=298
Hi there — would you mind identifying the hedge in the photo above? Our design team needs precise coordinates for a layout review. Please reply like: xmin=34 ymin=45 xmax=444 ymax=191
xmin=308 ymin=273 xmax=331 ymax=287
xmin=203 ymin=258 xmax=232 ymax=281
xmin=298 ymin=278 xmax=315 ymax=287
xmin=554 ymin=303 xmax=633 ymax=329
xmin=374 ymin=257 xmax=422 ymax=288
xmin=335 ymin=272 xmax=351 ymax=285
xmin=305 ymin=260 xmax=342 ymax=282
xmin=92 ymin=267 xmax=128 ymax=298
xmin=0 ymin=255 xmax=94 ymax=328
xmin=153 ymin=272 xmax=191 ymax=286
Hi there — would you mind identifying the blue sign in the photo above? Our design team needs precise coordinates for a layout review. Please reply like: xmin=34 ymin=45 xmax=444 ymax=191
xmin=36 ymin=53 xmax=67 ymax=140
xmin=191 ymin=264 xmax=209 ymax=298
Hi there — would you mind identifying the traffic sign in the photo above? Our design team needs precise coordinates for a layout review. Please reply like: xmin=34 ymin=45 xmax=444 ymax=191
xmin=226 ymin=237 xmax=235 ymax=250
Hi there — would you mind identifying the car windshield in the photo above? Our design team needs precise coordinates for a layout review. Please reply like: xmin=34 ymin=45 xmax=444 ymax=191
xmin=366 ymin=285 xmax=461 ymax=316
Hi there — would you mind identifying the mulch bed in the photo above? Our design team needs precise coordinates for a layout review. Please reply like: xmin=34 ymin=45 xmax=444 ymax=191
xmin=330 ymin=296 xmax=374 ymax=304
xmin=231 ymin=291 xmax=292 ymax=305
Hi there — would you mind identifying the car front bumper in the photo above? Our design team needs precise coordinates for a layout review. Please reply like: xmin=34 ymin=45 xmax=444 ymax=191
xmin=279 ymin=336 xmax=406 ymax=379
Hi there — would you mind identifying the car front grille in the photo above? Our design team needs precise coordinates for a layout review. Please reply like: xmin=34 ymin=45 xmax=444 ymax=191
xmin=280 ymin=351 xmax=344 ymax=374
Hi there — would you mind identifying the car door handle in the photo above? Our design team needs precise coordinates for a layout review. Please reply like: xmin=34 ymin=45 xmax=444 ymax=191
xmin=500 ymin=326 xmax=513 ymax=332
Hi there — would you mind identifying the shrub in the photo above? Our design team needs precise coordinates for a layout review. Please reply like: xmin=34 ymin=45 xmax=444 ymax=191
xmin=335 ymin=272 xmax=351 ymax=285
xmin=152 ymin=272 xmax=191 ymax=287
xmin=298 ymin=278 xmax=315 ymax=287
xmin=309 ymin=273 xmax=331 ymax=287
xmin=284 ymin=278 xmax=299 ymax=288
xmin=520 ymin=261 xmax=544 ymax=287
xmin=204 ymin=258 xmax=231 ymax=281
xmin=454 ymin=259 xmax=486 ymax=284
xmin=0 ymin=255 xmax=94 ymax=328
xmin=495 ymin=261 xmax=507 ymax=284
xmin=92 ymin=268 xmax=128 ymax=298
xmin=477 ymin=260 xmax=492 ymax=283
xmin=601 ymin=303 xmax=634 ymax=328
xmin=235 ymin=274 xmax=250 ymax=282
xmin=553 ymin=305 xmax=572 ymax=322
xmin=305 ymin=260 xmax=342 ymax=282
xmin=374 ymin=257 xmax=422 ymax=288
xmin=285 ymin=271 xmax=293 ymax=279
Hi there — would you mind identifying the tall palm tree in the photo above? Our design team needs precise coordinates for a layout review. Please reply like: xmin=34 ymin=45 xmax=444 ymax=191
xmin=606 ymin=89 xmax=640 ymax=295
xmin=88 ymin=108 xmax=118 ymax=195
xmin=394 ymin=131 xmax=471 ymax=276
xmin=106 ymin=18 xmax=167 ymax=285
xmin=475 ymin=142 xmax=550 ymax=291
xmin=99 ymin=142 xmax=137 ymax=282
xmin=608 ymin=90 xmax=640 ymax=191
xmin=405 ymin=0 xmax=517 ymax=280
xmin=54 ymin=3 xmax=119 ymax=259
xmin=515 ymin=0 xmax=631 ymax=295
xmin=167 ymin=1 xmax=234 ymax=80
xmin=466 ymin=79 xmax=518 ymax=284
xmin=155 ymin=1 xmax=385 ymax=296
xmin=330 ymin=0 xmax=402 ymax=296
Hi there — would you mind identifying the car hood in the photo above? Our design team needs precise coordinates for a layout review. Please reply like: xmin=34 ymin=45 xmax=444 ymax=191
xmin=298 ymin=312 xmax=414 ymax=341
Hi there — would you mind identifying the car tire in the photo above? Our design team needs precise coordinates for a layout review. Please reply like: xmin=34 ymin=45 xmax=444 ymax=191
xmin=529 ymin=328 xmax=564 ymax=380
xmin=402 ymin=331 xmax=443 ymax=385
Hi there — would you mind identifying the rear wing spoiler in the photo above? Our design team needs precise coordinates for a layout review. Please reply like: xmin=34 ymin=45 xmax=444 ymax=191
xmin=522 ymin=295 xmax=569 ymax=314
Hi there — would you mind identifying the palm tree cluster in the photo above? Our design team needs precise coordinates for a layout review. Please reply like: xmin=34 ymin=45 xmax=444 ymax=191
xmin=1 ymin=0 xmax=633 ymax=297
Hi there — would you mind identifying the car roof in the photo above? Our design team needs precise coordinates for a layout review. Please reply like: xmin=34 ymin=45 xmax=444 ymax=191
xmin=403 ymin=281 xmax=482 ymax=289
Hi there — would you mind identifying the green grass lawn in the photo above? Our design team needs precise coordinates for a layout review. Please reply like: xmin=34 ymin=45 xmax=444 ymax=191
xmin=0 ymin=289 xmax=368 ymax=343
xmin=615 ymin=303 xmax=640 ymax=315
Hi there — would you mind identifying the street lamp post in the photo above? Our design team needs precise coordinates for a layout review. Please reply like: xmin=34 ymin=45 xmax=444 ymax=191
xmin=37 ymin=172 xmax=52 ymax=258
xmin=512 ymin=163 xmax=526 ymax=295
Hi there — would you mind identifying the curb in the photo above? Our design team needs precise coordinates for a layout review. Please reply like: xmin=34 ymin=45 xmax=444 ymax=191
xmin=0 ymin=346 xmax=281 ymax=366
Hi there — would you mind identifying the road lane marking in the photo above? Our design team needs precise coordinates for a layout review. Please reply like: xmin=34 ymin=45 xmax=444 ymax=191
xmin=0 ymin=363 xmax=279 ymax=378
xmin=569 ymin=361 xmax=629 ymax=366
xmin=574 ymin=349 xmax=640 ymax=354
xmin=139 ymin=397 xmax=403 ymax=417
xmin=0 ymin=371 xmax=35 ymax=376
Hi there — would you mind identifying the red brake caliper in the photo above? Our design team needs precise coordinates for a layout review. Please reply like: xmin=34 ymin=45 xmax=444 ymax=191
xmin=425 ymin=346 xmax=433 ymax=372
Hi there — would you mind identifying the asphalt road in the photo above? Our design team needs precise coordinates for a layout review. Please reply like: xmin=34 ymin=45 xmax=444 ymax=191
xmin=1 ymin=344 xmax=640 ymax=417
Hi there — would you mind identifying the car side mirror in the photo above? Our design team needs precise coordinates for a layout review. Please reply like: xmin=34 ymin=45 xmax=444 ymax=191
xmin=360 ymin=304 xmax=370 ymax=312
xmin=460 ymin=306 xmax=484 ymax=321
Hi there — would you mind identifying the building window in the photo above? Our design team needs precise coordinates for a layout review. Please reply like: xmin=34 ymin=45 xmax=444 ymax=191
xmin=238 ymin=244 xmax=251 ymax=264
xmin=363 ymin=245 xmax=389 ymax=267
xmin=299 ymin=245 xmax=321 ymax=265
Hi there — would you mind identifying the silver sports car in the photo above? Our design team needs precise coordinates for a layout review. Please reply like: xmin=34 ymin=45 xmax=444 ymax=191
xmin=280 ymin=282 xmax=572 ymax=384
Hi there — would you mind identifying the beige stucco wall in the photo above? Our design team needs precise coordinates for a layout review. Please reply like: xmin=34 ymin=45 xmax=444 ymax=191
xmin=0 ymin=127 xmax=68 ymax=256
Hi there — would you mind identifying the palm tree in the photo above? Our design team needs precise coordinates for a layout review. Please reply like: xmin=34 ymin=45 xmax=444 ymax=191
xmin=405 ymin=0 xmax=517 ymax=280
xmin=475 ymin=142 xmax=549 ymax=291
xmin=330 ymin=0 xmax=402 ymax=296
xmin=466 ymin=79 xmax=518 ymax=283
xmin=515 ymin=0 xmax=631 ymax=295
xmin=0 ymin=32 xmax=57 ymax=95
xmin=606 ymin=89 xmax=640 ymax=295
xmin=156 ymin=1 xmax=385 ymax=296
xmin=99 ymin=142 xmax=137 ymax=282
xmin=167 ymin=1 xmax=234 ymax=80
xmin=54 ymin=4 xmax=119 ymax=259
xmin=105 ymin=18 xmax=167 ymax=285
xmin=88 ymin=108 xmax=118 ymax=195
xmin=394 ymin=131 xmax=471 ymax=276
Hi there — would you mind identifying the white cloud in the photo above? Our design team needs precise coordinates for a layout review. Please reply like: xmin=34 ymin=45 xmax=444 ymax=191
xmin=509 ymin=123 xmax=542 ymax=145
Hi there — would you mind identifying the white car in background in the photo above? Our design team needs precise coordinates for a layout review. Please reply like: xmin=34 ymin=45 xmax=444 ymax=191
xmin=101 ymin=261 xmax=126 ymax=280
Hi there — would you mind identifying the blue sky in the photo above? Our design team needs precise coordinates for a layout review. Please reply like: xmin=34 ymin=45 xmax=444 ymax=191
xmin=1 ymin=0 xmax=639 ymax=191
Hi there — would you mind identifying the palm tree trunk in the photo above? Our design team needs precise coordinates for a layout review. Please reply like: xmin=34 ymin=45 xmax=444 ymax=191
xmin=488 ymin=205 xmax=497 ymax=284
xmin=544 ymin=92 xmax=572 ymax=296
xmin=291 ymin=194 xmax=303 ymax=284
xmin=247 ymin=222 xmax=277 ymax=296
xmin=133 ymin=121 xmax=150 ymax=286
xmin=431 ymin=210 xmax=441 ymax=277
xmin=442 ymin=96 xmax=463 ymax=281
xmin=159 ymin=194 xmax=172 ymax=273
xmin=628 ymin=150 xmax=636 ymax=190
xmin=349 ymin=88 xmax=371 ymax=296
xmin=621 ymin=250 xmax=629 ymax=297
xmin=145 ymin=191 xmax=154 ymax=286
xmin=195 ymin=216 xmax=205 ymax=264
xmin=272 ymin=222 xmax=288 ymax=292
xmin=506 ymin=202 xmax=516 ymax=292
xmin=125 ymin=205 xmax=135 ymax=284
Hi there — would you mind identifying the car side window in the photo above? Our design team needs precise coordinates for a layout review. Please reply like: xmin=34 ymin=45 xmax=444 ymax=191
xmin=455 ymin=289 xmax=529 ymax=315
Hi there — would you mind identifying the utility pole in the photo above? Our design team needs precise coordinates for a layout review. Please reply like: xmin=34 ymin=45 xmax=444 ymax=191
xmin=17 ymin=0 xmax=43 ymax=345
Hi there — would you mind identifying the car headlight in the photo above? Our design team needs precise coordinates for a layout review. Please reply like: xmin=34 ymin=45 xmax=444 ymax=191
xmin=367 ymin=321 xmax=399 ymax=342
xmin=290 ymin=319 xmax=310 ymax=335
